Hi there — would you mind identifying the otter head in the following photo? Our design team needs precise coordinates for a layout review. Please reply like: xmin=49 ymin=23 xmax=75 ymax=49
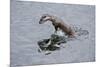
xmin=39 ymin=14 xmax=52 ymax=24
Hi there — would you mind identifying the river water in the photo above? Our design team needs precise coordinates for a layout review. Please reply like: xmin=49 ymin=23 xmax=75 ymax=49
xmin=10 ymin=1 xmax=95 ymax=67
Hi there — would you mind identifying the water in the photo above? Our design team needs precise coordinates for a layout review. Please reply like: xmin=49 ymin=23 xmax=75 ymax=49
xmin=10 ymin=1 xmax=95 ymax=67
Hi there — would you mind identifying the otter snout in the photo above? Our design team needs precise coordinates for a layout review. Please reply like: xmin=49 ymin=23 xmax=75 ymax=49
xmin=39 ymin=18 xmax=44 ymax=24
xmin=39 ymin=21 xmax=42 ymax=24
xmin=39 ymin=19 xmax=42 ymax=24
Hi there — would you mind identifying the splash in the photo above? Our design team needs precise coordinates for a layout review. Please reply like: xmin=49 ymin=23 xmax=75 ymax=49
xmin=37 ymin=26 xmax=89 ymax=55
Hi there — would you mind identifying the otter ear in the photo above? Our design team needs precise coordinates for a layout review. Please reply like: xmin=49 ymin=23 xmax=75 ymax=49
xmin=42 ymin=15 xmax=46 ymax=18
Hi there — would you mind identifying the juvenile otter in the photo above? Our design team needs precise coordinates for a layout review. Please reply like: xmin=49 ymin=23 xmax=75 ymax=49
xmin=39 ymin=14 xmax=75 ymax=38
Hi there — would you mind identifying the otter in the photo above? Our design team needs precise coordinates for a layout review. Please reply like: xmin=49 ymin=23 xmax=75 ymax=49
xmin=39 ymin=14 xmax=75 ymax=38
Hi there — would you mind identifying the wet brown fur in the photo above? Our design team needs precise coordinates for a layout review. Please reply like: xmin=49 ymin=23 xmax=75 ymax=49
xmin=39 ymin=14 xmax=75 ymax=37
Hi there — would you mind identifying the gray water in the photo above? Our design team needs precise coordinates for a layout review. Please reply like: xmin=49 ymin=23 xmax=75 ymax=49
xmin=10 ymin=1 xmax=95 ymax=67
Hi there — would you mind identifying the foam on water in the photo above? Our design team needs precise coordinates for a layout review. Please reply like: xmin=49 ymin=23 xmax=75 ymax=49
xmin=37 ymin=25 xmax=89 ymax=55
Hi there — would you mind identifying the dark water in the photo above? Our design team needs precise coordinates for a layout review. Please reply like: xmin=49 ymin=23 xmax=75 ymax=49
xmin=37 ymin=26 xmax=89 ymax=55
xmin=10 ymin=1 xmax=95 ymax=67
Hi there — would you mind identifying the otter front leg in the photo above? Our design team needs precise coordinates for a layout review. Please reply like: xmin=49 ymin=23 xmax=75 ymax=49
xmin=54 ymin=26 xmax=59 ymax=34
xmin=52 ymin=23 xmax=59 ymax=34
